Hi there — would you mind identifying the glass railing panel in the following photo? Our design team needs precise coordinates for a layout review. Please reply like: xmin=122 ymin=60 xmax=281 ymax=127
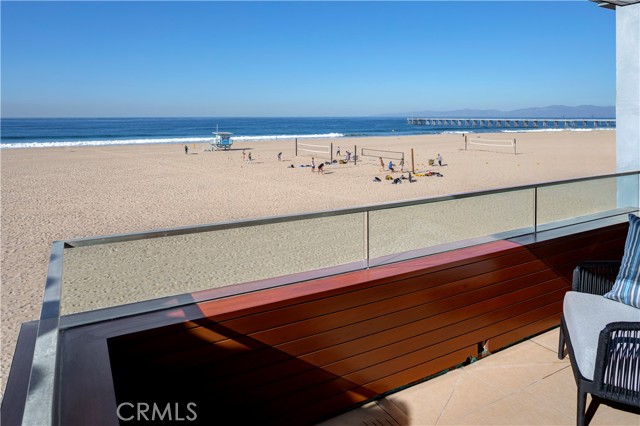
xmin=616 ymin=174 xmax=640 ymax=214
xmin=61 ymin=213 xmax=364 ymax=315
xmin=536 ymin=176 xmax=635 ymax=229
xmin=368 ymin=189 xmax=535 ymax=260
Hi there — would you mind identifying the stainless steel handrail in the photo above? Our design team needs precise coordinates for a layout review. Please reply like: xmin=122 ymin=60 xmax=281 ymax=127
xmin=21 ymin=241 xmax=64 ymax=426
xmin=65 ymin=170 xmax=640 ymax=248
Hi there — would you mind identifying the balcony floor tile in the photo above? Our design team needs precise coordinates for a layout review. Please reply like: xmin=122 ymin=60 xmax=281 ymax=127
xmin=319 ymin=328 xmax=639 ymax=425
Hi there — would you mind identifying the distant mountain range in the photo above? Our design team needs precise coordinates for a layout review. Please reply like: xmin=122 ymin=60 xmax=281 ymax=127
xmin=377 ymin=105 xmax=615 ymax=118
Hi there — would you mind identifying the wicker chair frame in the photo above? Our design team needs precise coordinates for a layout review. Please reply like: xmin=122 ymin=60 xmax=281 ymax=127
xmin=558 ymin=261 xmax=640 ymax=426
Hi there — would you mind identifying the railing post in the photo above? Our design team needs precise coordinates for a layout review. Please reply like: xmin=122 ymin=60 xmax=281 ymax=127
xmin=364 ymin=210 xmax=370 ymax=269
xmin=534 ymin=187 xmax=538 ymax=233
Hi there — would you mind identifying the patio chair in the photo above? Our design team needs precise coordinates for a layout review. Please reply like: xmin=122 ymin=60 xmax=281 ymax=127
xmin=558 ymin=260 xmax=640 ymax=426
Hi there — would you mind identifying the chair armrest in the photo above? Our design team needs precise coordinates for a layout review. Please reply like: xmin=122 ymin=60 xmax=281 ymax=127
xmin=593 ymin=321 xmax=640 ymax=407
xmin=572 ymin=261 xmax=621 ymax=295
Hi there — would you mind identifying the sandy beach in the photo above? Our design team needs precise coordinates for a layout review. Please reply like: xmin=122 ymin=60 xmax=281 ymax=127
xmin=0 ymin=130 xmax=616 ymax=395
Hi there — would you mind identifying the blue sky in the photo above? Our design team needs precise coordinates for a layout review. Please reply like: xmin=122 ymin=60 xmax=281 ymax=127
xmin=1 ymin=1 xmax=615 ymax=117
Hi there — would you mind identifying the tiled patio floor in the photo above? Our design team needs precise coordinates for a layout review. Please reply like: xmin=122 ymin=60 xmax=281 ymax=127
xmin=318 ymin=328 xmax=639 ymax=425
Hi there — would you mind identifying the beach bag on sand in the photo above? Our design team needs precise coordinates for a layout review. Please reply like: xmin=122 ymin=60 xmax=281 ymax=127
xmin=373 ymin=177 xmax=381 ymax=182
xmin=385 ymin=175 xmax=393 ymax=180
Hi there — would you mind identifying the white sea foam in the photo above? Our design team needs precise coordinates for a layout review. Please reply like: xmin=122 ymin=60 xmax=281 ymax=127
xmin=232 ymin=133 xmax=344 ymax=142
xmin=0 ymin=133 xmax=346 ymax=149
xmin=0 ymin=137 xmax=215 ymax=149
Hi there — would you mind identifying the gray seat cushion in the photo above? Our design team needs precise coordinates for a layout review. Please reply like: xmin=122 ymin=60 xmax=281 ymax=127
xmin=563 ymin=291 xmax=640 ymax=380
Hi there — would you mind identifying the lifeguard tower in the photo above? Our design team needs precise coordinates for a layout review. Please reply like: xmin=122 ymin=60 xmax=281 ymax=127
xmin=209 ymin=131 xmax=233 ymax=151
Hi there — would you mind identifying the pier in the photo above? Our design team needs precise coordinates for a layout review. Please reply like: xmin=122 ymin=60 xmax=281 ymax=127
xmin=407 ymin=118 xmax=616 ymax=129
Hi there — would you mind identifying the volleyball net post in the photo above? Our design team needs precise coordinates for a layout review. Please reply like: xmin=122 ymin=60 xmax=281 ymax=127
xmin=411 ymin=148 xmax=415 ymax=173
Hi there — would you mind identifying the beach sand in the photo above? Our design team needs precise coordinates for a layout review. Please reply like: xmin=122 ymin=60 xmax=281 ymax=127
xmin=0 ymin=130 xmax=616 ymax=395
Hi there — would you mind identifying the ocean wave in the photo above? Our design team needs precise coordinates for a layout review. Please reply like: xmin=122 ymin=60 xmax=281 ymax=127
xmin=0 ymin=137 xmax=215 ymax=149
xmin=231 ymin=133 xmax=344 ymax=141
xmin=0 ymin=133 xmax=346 ymax=149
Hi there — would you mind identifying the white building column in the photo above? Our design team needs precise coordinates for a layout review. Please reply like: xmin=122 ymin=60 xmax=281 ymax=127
xmin=616 ymin=3 xmax=640 ymax=208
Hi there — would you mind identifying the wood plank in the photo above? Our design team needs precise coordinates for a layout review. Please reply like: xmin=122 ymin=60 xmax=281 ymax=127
xmin=296 ymin=284 xmax=566 ymax=371
xmin=182 ymin=275 xmax=565 ymax=394
xmin=274 ymin=268 xmax=559 ymax=358
xmin=238 ymin=258 xmax=549 ymax=344
xmin=223 ymin=285 xmax=566 ymax=404
xmin=207 ymin=294 xmax=563 ymax=411
xmin=527 ymin=224 xmax=627 ymax=258
xmin=62 ymin=329 xmax=119 ymax=425
xmin=541 ymin=237 xmax=627 ymax=269
xmin=255 ymin=301 xmax=563 ymax=417
xmin=154 ymin=265 xmax=557 ymax=374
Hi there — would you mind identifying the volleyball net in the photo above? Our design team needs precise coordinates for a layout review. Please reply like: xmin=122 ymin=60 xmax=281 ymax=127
xmin=465 ymin=136 xmax=517 ymax=155
xmin=295 ymin=140 xmax=333 ymax=161
xmin=360 ymin=148 xmax=404 ymax=161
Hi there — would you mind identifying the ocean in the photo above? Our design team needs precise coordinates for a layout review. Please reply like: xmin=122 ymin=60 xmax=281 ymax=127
xmin=0 ymin=117 xmax=614 ymax=149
